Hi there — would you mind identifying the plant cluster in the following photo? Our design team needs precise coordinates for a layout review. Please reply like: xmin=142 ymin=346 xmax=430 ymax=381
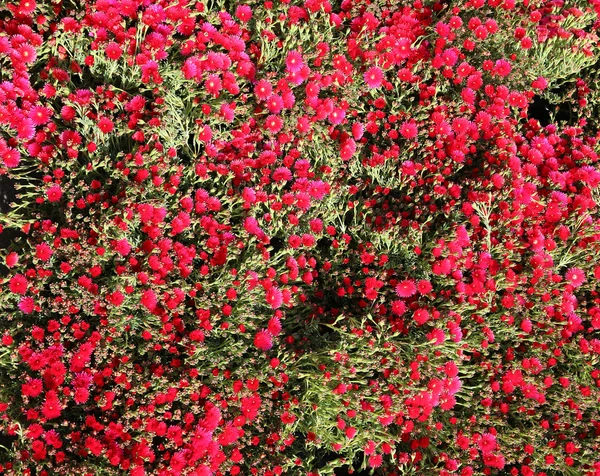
xmin=1 ymin=0 xmax=600 ymax=475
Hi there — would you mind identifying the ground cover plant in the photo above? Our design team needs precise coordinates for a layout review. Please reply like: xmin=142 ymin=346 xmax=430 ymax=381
xmin=1 ymin=0 xmax=600 ymax=474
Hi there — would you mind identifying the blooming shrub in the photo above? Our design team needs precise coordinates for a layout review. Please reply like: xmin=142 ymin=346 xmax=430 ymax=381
xmin=1 ymin=0 xmax=600 ymax=475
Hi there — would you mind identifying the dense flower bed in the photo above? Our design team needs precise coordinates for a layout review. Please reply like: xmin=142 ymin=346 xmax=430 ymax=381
xmin=1 ymin=0 xmax=600 ymax=475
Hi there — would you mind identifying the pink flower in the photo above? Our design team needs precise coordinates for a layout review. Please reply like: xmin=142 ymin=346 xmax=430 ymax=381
xmin=220 ymin=103 xmax=235 ymax=122
xmin=328 ymin=107 xmax=346 ymax=125
xmin=272 ymin=167 xmax=292 ymax=182
xmin=205 ymin=74 xmax=222 ymax=97
xmin=364 ymin=66 xmax=383 ymax=88
xmin=46 ymin=185 xmax=62 ymax=202
xmin=244 ymin=216 xmax=263 ymax=236
xmin=368 ymin=454 xmax=383 ymax=468
xmin=265 ymin=287 xmax=283 ymax=309
xmin=17 ymin=118 xmax=35 ymax=140
xmin=18 ymin=296 xmax=35 ymax=314
xmin=267 ymin=317 xmax=282 ymax=335
xmin=532 ymin=76 xmax=548 ymax=90
xmin=198 ymin=125 xmax=212 ymax=142
xmin=395 ymin=280 xmax=417 ymax=298
xmin=114 ymin=238 xmax=131 ymax=256
xmin=565 ymin=267 xmax=585 ymax=287
xmin=254 ymin=329 xmax=273 ymax=351
xmin=235 ymin=4 xmax=253 ymax=22
xmin=285 ymin=50 xmax=304 ymax=73
xmin=266 ymin=94 xmax=284 ymax=114
xmin=340 ymin=138 xmax=356 ymax=161
xmin=265 ymin=115 xmax=283 ymax=133
xmin=352 ymin=122 xmax=364 ymax=140
xmin=254 ymin=79 xmax=272 ymax=101
xmin=478 ymin=433 xmax=497 ymax=454
xmin=400 ymin=121 xmax=418 ymax=139
xmin=29 ymin=106 xmax=52 ymax=125
xmin=520 ymin=319 xmax=532 ymax=333
xmin=199 ymin=405 xmax=221 ymax=431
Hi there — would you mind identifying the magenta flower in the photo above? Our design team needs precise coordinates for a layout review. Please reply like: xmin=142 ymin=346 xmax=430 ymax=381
xmin=395 ymin=280 xmax=417 ymax=298
xmin=265 ymin=286 xmax=283 ymax=309
xmin=364 ymin=66 xmax=383 ymax=88
xmin=18 ymin=296 xmax=35 ymax=314
xmin=205 ymin=74 xmax=222 ymax=97
xmin=285 ymin=50 xmax=304 ymax=73
xmin=400 ymin=121 xmax=418 ymax=139
xmin=265 ymin=115 xmax=283 ymax=133
xmin=140 ymin=289 xmax=158 ymax=311
xmin=2 ymin=147 xmax=20 ymax=168
xmin=235 ymin=4 xmax=252 ymax=22
xmin=254 ymin=79 xmax=272 ymax=101
xmin=565 ymin=267 xmax=585 ymax=287
xmin=254 ymin=329 xmax=273 ymax=351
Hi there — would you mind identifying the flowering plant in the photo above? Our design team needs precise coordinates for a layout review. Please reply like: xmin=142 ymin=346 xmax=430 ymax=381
xmin=1 ymin=0 xmax=600 ymax=475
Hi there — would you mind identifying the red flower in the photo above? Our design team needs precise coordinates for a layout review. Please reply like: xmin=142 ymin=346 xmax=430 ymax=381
xmin=18 ymin=0 xmax=37 ymax=14
xmin=254 ymin=329 xmax=273 ymax=351
xmin=98 ymin=117 xmax=113 ymax=134
xmin=5 ymin=252 xmax=18 ymax=268
xmin=2 ymin=147 xmax=20 ymax=168
xmin=414 ymin=308 xmax=430 ymax=325
xmin=46 ymin=185 xmax=62 ymax=202
xmin=140 ymin=289 xmax=158 ymax=311
xmin=85 ymin=437 xmax=103 ymax=456
xmin=218 ymin=424 xmax=239 ymax=446
xmin=35 ymin=243 xmax=53 ymax=261
xmin=105 ymin=42 xmax=122 ymax=60
xmin=42 ymin=390 xmax=63 ymax=420
xmin=22 ymin=378 xmax=43 ymax=397
xmin=9 ymin=274 xmax=28 ymax=294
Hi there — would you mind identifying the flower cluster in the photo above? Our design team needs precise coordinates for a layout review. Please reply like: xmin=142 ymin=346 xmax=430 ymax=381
xmin=1 ymin=0 xmax=600 ymax=475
